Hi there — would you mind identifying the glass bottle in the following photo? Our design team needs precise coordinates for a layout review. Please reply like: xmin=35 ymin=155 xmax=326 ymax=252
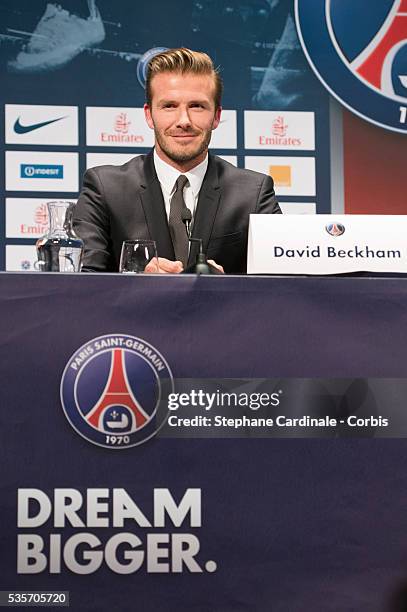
xmin=35 ymin=201 xmax=83 ymax=272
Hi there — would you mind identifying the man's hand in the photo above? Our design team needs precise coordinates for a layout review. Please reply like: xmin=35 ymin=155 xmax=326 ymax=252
xmin=207 ymin=260 xmax=225 ymax=273
xmin=144 ymin=257 xmax=224 ymax=274
xmin=144 ymin=257 xmax=183 ymax=274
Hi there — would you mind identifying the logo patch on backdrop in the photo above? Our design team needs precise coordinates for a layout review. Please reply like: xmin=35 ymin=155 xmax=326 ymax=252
xmin=5 ymin=105 xmax=78 ymax=145
xmin=60 ymin=334 xmax=174 ymax=449
xmin=20 ymin=164 xmax=63 ymax=179
xmin=136 ymin=47 xmax=168 ymax=89
xmin=14 ymin=116 xmax=66 ymax=134
xmin=272 ymin=116 xmax=289 ymax=137
xmin=114 ymin=112 xmax=131 ymax=134
xmin=295 ymin=0 xmax=407 ymax=133
xmin=269 ymin=165 xmax=292 ymax=187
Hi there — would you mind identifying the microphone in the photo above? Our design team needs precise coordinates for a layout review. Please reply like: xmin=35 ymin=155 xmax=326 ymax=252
xmin=181 ymin=205 xmax=192 ymax=237
xmin=180 ymin=205 xmax=222 ymax=274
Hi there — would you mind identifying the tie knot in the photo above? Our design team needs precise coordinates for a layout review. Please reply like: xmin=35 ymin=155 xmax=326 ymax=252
xmin=175 ymin=175 xmax=189 ymax=192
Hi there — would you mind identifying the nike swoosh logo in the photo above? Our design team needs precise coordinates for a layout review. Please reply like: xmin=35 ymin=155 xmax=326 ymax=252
xmin=14 ymin=116 xmax=67 ymax=134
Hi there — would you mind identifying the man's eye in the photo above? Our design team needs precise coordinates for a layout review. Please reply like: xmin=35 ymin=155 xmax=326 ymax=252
xmin=191 ymin=103 xmax=204 ymax=108
xmin=163 ymin=103 xmax=176 ymax=109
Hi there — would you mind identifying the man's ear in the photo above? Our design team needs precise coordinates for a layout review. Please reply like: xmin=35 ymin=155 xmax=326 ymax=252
xmin=144 ymin=103 xmax=154 ymax=130
xmin=212 ymin=106 xmax=222 ymax=130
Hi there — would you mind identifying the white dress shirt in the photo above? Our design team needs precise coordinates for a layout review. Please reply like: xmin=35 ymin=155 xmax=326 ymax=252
xmin=153 ymin=149 xmax=208 ymax=224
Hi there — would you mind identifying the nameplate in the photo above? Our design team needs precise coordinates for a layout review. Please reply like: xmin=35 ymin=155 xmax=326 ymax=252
xmin=247 ymin=214 xmax=407 ymax=274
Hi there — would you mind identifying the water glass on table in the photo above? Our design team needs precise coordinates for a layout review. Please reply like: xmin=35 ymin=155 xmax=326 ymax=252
xmin=119 ymin=240 xmax=159 ymax=273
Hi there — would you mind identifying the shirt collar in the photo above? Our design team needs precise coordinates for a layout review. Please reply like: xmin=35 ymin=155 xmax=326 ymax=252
xmin=153 ymin=149 xmax=208 ymax=197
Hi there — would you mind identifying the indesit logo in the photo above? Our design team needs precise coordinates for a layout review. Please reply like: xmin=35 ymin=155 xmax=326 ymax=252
xmin=20 ymin=164 xmax=63 ymax=179
xmin=295 ymin=0 xmax=407 ymax=133
xmin=60 ymin=334 xmax=174 ymax=449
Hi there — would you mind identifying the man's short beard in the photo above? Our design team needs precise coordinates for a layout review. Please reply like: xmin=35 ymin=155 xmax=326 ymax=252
xmin=155 ymin=129 xmax=212 ymax=163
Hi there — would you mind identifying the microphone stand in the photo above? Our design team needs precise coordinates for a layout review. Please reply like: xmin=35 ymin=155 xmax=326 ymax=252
xmin=181 ymin=207 xmax=222 ymax=275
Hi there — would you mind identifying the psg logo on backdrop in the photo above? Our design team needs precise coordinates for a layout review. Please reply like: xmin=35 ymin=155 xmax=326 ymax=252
xmin=295 ymin=0 xmax=407 ymax=133
xmin=136 ymin=47 xmax=168 ymax=89
xmin=60 ymin=334 xmax=174 ymax=449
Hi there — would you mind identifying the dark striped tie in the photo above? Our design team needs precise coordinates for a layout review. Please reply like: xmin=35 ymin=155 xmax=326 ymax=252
xmin=169 ymin=175 xmax=190 ymax=267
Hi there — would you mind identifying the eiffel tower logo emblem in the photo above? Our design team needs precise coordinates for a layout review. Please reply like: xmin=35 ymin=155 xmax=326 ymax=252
xmin=351 ymin=0 xmax=407 ymax=97
xmin=85 ymin=349 xmax=150 ymax=433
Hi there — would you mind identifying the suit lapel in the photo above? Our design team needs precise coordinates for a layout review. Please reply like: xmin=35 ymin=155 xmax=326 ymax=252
xmin=189 ymin=155 xmax=221 ymax=265
xmin=138 ymin=152 xmax=175 ymax=260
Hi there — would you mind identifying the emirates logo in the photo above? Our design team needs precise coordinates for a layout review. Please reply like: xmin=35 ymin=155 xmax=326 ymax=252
xmin=34 ymin=204 xmax=48 ymax=227
xmin=272 ymin=116 xmax=288 ymax=137
xmin=114 ymin=112 xmax=131 ymax=134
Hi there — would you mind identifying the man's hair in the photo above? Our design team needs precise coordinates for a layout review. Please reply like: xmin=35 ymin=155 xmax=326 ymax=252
xmin=145 ymin=47 xmax=223 ymax=109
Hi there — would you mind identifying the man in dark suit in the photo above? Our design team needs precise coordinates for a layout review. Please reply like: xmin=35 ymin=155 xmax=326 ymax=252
xmin=74 ymin=48 xmax=281 ymax=274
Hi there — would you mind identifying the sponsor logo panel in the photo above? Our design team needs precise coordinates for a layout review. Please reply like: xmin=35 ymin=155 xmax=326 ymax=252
xmin=209 ymin=110 xmax=237 ymax=149
xmin=86 ymin=152 xmax=140 ymax=169
xmin=5 ymin=198 xmax=73 ymax=238
xmin=245 ymin=156 xmax=316 ymax=196
xmin=244 ymin=111 xmax=315 ymax=150
xmin=86 ymin=107 xmax=154 ymax=147
xmin=5 ymin=104 xmax=78 ymax=145
xmin=6 ymin=198 xmax=48 ymax=238
xmin=6 ymin=151 xmax=79 ymax=192
xmin=5 ymin=245 xmax=37 ymax=272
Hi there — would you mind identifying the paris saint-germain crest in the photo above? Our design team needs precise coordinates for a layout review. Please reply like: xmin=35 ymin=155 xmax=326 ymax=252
xmin=326 ymin=222 xmax=345 ymax=236
xmin=136 ymin=47 xmax=168 ymax=89
xmin=295 ymin=0 xmax=407 ymax=133
xmin=60 ymin=334 xmax=174 ymax=449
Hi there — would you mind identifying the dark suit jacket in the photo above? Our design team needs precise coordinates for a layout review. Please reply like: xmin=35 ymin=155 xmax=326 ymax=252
xmin=73 ymin=151 xmax=281 ymax=274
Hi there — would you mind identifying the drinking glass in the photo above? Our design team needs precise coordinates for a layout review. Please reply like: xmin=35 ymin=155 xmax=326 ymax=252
xmin=119 ymin=240 xmax=158 ymax=273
